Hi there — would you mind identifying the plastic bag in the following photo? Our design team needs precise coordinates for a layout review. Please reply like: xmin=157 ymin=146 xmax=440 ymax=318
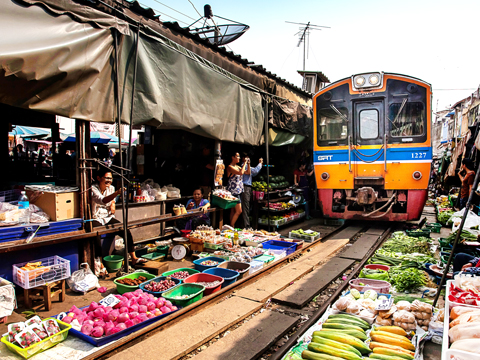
xmin=451 ymin=208 xmax=480 ymax=236
xmin=67 ymin=263 xmax=100 ymax=294
xmin=30 ymin=211 xmax=50 ymax=223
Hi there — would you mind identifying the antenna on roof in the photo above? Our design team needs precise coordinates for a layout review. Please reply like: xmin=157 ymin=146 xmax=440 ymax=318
xmin=187 ymin=4 xmax=249 ymax=45
xmin=286 ymin=21 xmax=330 ymax=71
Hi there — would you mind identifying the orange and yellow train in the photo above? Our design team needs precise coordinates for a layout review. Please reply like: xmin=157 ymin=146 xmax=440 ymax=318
xmin=313 ymin=72 xmax=432 ymax=221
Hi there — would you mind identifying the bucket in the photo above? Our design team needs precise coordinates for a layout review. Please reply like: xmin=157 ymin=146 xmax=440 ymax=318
xmin=103 ymin=255 xmax=124 ymax=273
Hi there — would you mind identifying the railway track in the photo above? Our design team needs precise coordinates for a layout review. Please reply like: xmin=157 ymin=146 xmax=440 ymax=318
xmin=92 ymin=221 xmax=393 ymax=360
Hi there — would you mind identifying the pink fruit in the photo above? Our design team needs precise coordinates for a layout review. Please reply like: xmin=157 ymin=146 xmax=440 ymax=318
xmin=147 ymin=294 xmax=155 ymax=299
xmin=107 ymin=310 xmax=119 ymax=322
xmin=124 ymin=319 xmax=135 ymax=328
xmin=62 ymin=316 xmax=73 ymax=324
xmin=88 ymin=302 xmax=99 ymax=312
xmin=138 ymin=305 xmax=147 ymax=313
xmin=93 ymin=308 xmax=105 ymax=318
xmin=91 ymin=326 xmax=104 ymax=338
xmin=146 ymin=302 xmax=156 ymax=311
xmin=147 ymin=313 xmax=155 ymax=319
xmin=132 ymin=318 xmax=140 ymax=325
xmin=117 ymin=313 xmax=130 ymax=323
xmin=83 ymin=320 xmax=94 ymax=327
xmin=119 ymin=307 xmax=129 ymax=314
xmin=81 ymin=324 xmax=93 ymax=336
xmin=135 ymin=313 xmax=148 ymax=323
xmin=164 ymin=300 xmax=172 ymax=308
xmin=157 ymin=297 xmax=165 ymax=306
xmin=129 ymin=311 xmax=139 ymax=319
xmin=103 ymin=306 xmax=113 ymax=314
xmin=160 ymin=306 xmax=170 ymax=314
xmin=116 ymin=323 xmax=127 ymax=331
xmin=129 ymin=304 xmax=139 ymax=313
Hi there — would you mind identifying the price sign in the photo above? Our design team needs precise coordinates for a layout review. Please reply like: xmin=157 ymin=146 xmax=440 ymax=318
xmin=375 ymin=297 xmax=394 ymax=311
xmin=99 ymin=294 xmax=120 ymax=308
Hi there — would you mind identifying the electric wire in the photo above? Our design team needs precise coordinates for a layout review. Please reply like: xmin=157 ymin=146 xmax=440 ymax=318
xmin=150 ymin=0 xmax=196 ymax=21
xmin=188 ymin=0 xmax=202 ymax=17
xmin=139 ymin=2 xmax=189 ymax=25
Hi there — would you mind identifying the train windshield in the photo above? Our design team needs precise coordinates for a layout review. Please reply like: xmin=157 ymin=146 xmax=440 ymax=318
xmin=317 ymin=106 xmax=348 ymax=141
xmin=388 ymin=102 xmax=425 ymax=137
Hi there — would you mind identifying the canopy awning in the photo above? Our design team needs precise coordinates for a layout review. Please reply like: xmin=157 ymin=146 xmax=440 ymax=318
xmin=9 ymin=126 xmax=50 ymax=138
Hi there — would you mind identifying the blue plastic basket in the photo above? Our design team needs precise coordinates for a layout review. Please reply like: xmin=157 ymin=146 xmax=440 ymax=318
xmin=193 ymin=257 xmax=226 ymax=272
xmin=139 ymin=276 xmax=181 ymax=296
xmin=262 ymin=240 xmax=297 ymax=255
xmin=203 ymin=267 xmax=239 ymax=288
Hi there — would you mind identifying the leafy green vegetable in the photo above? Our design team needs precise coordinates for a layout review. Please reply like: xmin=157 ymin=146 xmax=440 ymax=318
xmin=390 ymin=267 xmax=428 ymax=292
xmin=447 ymin=230 xmax=477 ymax=244
xmin=350 ymin=288 xmax=361 ymax=299
xmin=381 ymin=233 xmax=433 ymax=255
xmin=438 ymin=210 xmax=454 ymax=226
xmin=359 ymin=268 xmax=389 ymax=281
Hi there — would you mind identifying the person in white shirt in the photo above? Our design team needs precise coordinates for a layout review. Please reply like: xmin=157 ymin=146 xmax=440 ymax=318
xmin=91 ymin=168 xmax=145 ymax=265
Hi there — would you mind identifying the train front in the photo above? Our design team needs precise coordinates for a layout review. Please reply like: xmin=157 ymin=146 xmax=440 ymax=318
xmin=313 ymin=72 xmax=432 ymax=221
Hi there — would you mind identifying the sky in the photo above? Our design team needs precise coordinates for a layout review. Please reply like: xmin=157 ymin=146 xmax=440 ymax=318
xmin=140 ymin=0 xmax=480 ymax=112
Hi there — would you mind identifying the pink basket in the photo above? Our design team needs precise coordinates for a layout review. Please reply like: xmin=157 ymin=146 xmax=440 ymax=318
xmin=364 ymin=264 xmax=390 ymax=272
xmin=349 ymin=278 xmax=391 ymax=293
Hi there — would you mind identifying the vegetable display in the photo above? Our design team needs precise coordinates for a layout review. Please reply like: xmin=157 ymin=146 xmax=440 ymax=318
xmin=389 ymin=268 xmax=427 ymax=292
xmin=143 ymin=279 xmax=177 ymax=293
xmin=446 ymin=230 xmax=477 ymax=244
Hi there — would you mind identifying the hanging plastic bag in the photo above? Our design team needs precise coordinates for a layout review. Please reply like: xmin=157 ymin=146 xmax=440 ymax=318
xmin=66 ymin=263 xmax=100 ymax=294
xmin=451 ymin=208 xmax=480 ymax=236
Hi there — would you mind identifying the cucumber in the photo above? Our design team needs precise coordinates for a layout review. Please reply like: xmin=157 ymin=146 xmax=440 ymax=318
xmin=308 ymin=342 xmax=362 ymax=360
xmin=328 ymin=314 xmax=370 ymax=328
xmin=322 ymin=322 xmax=366 ymax=333
xmin=325 ymin=318 xmax=370 ymax=331
xmin=312 ymin=336 xmax=362 ymax=357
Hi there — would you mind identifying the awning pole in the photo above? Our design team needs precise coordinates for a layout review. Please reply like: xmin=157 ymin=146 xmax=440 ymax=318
xmin=113 ymin=30 xmax=130 ymax=273
xmin=264 ymin=98 xmax=271 ymax=232
xmin=433 ymin=160 xmax=480 ymax=307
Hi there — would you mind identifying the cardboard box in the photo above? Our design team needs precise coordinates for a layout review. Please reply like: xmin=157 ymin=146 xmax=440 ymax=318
xmin=29 ymin=191 xmax=79 ymax=221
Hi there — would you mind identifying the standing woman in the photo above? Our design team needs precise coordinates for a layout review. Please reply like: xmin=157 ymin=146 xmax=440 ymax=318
xmin=294 ymin=162 xmax=314 ymax=219
xmin=226 ymin=152 xmax=248 ymax=227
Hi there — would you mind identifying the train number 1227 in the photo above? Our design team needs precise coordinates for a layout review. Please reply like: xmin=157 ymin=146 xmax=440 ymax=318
xmin=412 ymin=152 xmax=427 ymax=159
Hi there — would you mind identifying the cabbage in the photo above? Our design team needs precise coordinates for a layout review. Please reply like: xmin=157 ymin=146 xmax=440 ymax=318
xmin=350 ymin=289 xmax=361 ymax=299
xmin=377 ymin=295 xmax=388 ymax=301
xmin=364 ymin=290 xmax=378 ymax=301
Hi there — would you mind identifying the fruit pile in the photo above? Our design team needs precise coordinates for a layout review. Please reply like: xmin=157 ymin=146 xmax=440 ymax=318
xmin=144 ymin=279 xmax=177 ymax=293
xmin=200 ymin=260 xmax=218 ymax=266
xmin=291 ymin=228 xmax=319 ymax=237
xmin=194 ymin=280 xmax=222 ymax=288
xmin=117 ymin=276 xmax=147 ymax=286
xmin=170 ymin=271 xmax=191 ymax=280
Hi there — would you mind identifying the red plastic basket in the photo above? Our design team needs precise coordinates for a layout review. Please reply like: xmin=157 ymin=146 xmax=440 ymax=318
xmin=183 ymin=273 xmax=224 ymax=295
xmin=364 ymin=264 xmax=390 ymax=272
xmin=349 ymin=278 xmax=391 ymax=293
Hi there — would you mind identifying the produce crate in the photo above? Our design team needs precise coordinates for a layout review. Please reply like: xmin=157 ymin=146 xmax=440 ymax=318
xmin=13 ymin=256 xmax=71 ymax=290
xmin=203 ymin=267 xmax=239 ymax=288
xmin=425 ymin=222 xmax=442 ymax=233
xmin=253 ymin=254 xmax=275 ymax=265
xmin=262 ymin=240 xmax=297 ymax=255
xmin=193 ymin=257 xmax=226 ymax=272
xmin=183 ymin=273 xmax=224 ymax=295
xmin=217 ymin=261 xmax=251 ymax=280
xmin=211 ymin=195 xmax=239 ymax=210
xmin=162 ymin=283 xmax=205 ymax=307
xmin=248 ymin=260 xmax=263 ymax=275
xmin=59 ymin=305 xmax=180 ymax=347
xmin=114 ymin=272 xmax=156 ymax=294
xmin=1 ymin=318 xmax=71 ymax=359
xmin=406 ymin=229 xmax=431 ymax=238
xmin=161 ymin=268 xmax=200 ymax=282
xmin=139 ymin=276 xmax=181 ymax=296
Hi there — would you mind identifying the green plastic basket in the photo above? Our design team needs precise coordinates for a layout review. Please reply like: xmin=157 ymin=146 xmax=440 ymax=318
xmin=211 ymin=195 xmax=239 ymax=210
xmin=425 ymin=223 xmax=442 ymax=233
xmin=141 ymin=252 xmax=166 ymax=261
xmin=406 ymin=229 xmax=431 ymax=238
xmin=103 ymin=255 xmax=124 ymax=273
xmin=162 ymin=268 xmax=200 ymax=281
xmin=1 ymin=319 xmax=71 ymax=359
xmin=438 ymin=238 xmax=451 ymax=248
xmin=114 ymin=272 xmax=156 ymax=294
xmin=162 ymin=283 xmax=205 ymax=307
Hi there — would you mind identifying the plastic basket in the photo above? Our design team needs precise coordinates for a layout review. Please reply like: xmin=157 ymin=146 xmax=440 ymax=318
xmin=1 ymin=318 xmax=71 ymax=359
xmin=193 ymin=256 xmax=226 ymax=272
xmin=203 ymin=267 xmax=240 ymax=287
xmin=217 ymin=261 xmax=251 ymax=280
xmin=349 ymin=278 xmax=391 ymax=293
xmin=103 ymin=255 xmax=124 ymax=273
xmin=254 ymin=254 xmax=275 ymax=265
xmin=183 ymin=273 xmax=224 ymax=295
xmin=162 ymin=283 xmax=205 ymax=307
xmin=262 ymin=240 xmax=297 ymax=255
xmin=248 ymin=260 xmax=263 ymax=275
xmin=162 ymin=268 xmax=200 ymax=282
xmin=405 ymin=229 xmax=431 ymax=238
xmin=211 ymin=195 xmax=239 ymax=210
xmin=425 ymin=222 xmax=442 ymax=233
xmin=364 ymin=264 xmax=390 ymax=272
xmin=438 ymin=238 xmax=452 ymax=248
xmin=13 ymin=256 xmax=71 ymax=290
xmin=0 ymin=189 xmax=20 ymax=202
xmin=139 ymin=276 xmax=181 ymax=296
xmin=263 ymin=249 xmax=287 ymax=260
xmin=140 ymin=252 xmax=166 ymax=261
xmin=113 ymin=272 xmax=156 ymax=294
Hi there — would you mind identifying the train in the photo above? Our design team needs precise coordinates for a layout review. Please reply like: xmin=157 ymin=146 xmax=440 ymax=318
xmin=313 ymin=72 xmax=432 ymax=221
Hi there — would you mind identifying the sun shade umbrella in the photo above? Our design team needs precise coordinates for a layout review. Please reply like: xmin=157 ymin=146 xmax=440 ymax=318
xmin=63 ymin=131 xmax=111 ymax=144
xmin=9 ymin=126 xmax=51 ymax=138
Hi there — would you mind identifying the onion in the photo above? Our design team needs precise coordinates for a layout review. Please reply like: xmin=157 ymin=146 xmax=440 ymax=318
xmin=93 ymin=308 xmax=105 ymax=318
xmin=91 ymin=326 xmax=104 ymax=338
xmin=88 ymin=302 xmax=99 ymax=312
xmin=147 ymin=313 xmax=155 ymax=319
xmin=83 ymin=319 xmax=94 ymax=327
xmin=93 ymin=319 xmax=105 ymax=328
xmin=117 ymin=313 xmax=130 ymax=323
xmin=138 ymin=305 xmax=147 ymax=313
xmin=146 ymin=302 xmax=156 ymax=311
xmin=171 ymin=306 xmax=178 ymax=311
xmin=119 ymin=307 xmax=129 ymax=314
xmin=164 ymin=300 xmax=172 ymax=308
xmin=160 ymin=306 xmax=170 ymax=314
xmin=62 ymin=316 xmax=73 ymax=324
xmin=129 ymin=311 xmax=139 ymax=319
xmin=76 ymin=314 xmax=86 ymax=325
xmin=138 ymin=297 xmax=148 ymax=306
xmin=129 ymin=304 xmax=139 ymax=313
xmin=134 ymin=289 xmax=143 ymax=295
xmin=104 ymin=321 xmax=115 ymax=332
xmin=107 ymin=310 xmax=119 ymax=322
xmin=116 ymin=323 xmax=127 ymax=331
xmin=81 ymin=324 xmax=93 ymax=336
xmin=125 ymin=319 xmax=135 ymax=328
xmin=123 ymin=292 xmax=134 ymax=299
xmin=103 ymin=306 xmax=113 ymax=314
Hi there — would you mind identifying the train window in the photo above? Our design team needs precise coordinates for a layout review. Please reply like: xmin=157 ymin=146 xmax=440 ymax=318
xmin=359 ymin=109 xmax=379 ymax=139
xmin=389 ymin=102 xmax=425 ymax=137
xmin=317 ymin=107 xmax=348 ymax=141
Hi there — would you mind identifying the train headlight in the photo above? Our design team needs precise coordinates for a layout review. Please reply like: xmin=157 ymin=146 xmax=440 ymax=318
xmin=369 ymin=74 xmax=379 ymax=85
xmin=321 ymin=172 xmax=330 ymax=180
xmin=412 ymin=171 xmax=422 ymax=180
xmin=355 ymin=76 xmax=366 ymax=86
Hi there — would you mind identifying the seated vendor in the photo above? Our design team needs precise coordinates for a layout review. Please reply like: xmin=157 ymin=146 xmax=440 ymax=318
xmin=453 ymin=252 xmax=480 ymax=273
xmin=91 ymin=168 xmax=145 ymax=265
xmin=178 ymin=187 xmax=211 ymax=230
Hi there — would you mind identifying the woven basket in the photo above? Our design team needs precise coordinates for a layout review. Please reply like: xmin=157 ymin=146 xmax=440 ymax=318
xmin=349 ymin=278 xmax=391 ymax=293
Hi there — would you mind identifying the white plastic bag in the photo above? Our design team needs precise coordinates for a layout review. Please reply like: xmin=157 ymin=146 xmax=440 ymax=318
xmin=451 ymin=208 xmax=480 ymax=236
xmin=66 ymin=263 xmax=100 ymax=294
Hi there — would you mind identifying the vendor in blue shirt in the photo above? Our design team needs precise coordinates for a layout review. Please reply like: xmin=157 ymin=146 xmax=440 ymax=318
xmin=241 ymin=152 xmax=263 ymax=228
xmin=181 ymin=187 xmax=211 ymax=230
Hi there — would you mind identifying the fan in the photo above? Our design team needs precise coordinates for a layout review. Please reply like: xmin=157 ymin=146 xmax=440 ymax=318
xmin=188 ymin=5 xmax=249 ymax=46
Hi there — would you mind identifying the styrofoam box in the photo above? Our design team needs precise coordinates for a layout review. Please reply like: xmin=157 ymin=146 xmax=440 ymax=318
xmin=442 ymin=280 xmax=480 ymax=360
xmin=248 ymin=260 xmax=263 ymax=275
xmin=263 ymin=249 xmax=286 ymax=260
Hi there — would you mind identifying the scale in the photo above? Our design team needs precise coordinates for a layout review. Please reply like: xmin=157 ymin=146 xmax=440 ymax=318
xmin=171 ymin=237 xmax=190 ymax=261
